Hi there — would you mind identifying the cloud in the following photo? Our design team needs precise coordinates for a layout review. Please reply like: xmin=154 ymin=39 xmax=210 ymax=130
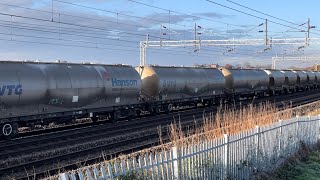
xmin=132 ymin=12 xmax=199 ymax=29
xmin=0 ymin=1 xmax=316 ymax=67
xmin=193 ymin=12 xmax=234 ymax=19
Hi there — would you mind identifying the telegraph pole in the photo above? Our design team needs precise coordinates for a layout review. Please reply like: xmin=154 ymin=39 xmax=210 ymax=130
xmin=265 ymin=19 xmax=268 ymax=45
xmin=194 ymin=23 xmax=197 ymax=47
xmin=306 ymin=18 xmax=317 ymax=46
xmin=308 ymin=18 xmax=310 ymax=39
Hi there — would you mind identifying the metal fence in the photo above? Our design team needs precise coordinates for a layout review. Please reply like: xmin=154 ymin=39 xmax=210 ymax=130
xmin=59 ymin=115 xmax=320 ymax=180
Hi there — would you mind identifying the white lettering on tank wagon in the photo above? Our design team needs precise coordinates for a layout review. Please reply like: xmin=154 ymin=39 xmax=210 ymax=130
xmin=72 ymin=96 xmax=79 ymax=103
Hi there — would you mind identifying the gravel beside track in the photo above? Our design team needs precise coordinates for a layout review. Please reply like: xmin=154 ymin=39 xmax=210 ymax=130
xmin=1 ymin=90 xmax=320 ymax=179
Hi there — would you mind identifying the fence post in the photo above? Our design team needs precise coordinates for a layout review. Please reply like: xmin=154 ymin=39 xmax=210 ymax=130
xmin=107 ymin=163 xmax=114 ymax=180
xmin=223 ymin=134 xmax=229 ymax=179
xmin=100 ymin=164 xmax=107 ymax=179
xmin=307 ymin=116 xmax=311 ymax=145
xmin=318 ymin=115 xmax=320 ymax=141
xmin=255 ymin=126 xmax=260 ymax=173
xmin=278 ymin=120 xmax=282 ymax=158
xmin=59 ymin=173 xmax=69 ymax=180
xmin=93 ymin=166 xmax=99 ymax=179
xmin=172 ymin=146 xmax=181 ymax=179
xmin=85 ymin=168 xmax=94 ymax=180
xmin=296 ymin=116 xmax=300 ymax=150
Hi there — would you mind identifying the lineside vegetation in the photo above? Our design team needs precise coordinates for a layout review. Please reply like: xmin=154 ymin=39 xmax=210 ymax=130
xmin=163 ymin=100 xmax=320 ymax=148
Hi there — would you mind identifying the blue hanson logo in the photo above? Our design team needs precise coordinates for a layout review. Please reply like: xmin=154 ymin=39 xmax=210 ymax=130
xmin=112 ymin=78 xmax=138 ymax=87
xmin=0 ymin=85 xmax=22 ymax=96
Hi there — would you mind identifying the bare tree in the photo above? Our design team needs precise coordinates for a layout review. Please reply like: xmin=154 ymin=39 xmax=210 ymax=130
xmin=224 ymin=64 xmax=233 ymax=69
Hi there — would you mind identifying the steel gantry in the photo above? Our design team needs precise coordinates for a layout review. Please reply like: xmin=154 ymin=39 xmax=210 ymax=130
xmin=140 ymin=37 xmax=320 ymax=66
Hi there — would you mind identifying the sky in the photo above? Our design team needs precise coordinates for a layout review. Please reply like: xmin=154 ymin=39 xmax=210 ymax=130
xmin=0 ymin=0 xmax=319 ymax=68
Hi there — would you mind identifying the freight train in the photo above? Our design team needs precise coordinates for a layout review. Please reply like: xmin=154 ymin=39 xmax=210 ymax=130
xmin=0 ymin=61 xmax=319 ymax=138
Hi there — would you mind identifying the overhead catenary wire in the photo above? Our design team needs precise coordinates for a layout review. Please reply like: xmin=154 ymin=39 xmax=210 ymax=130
xmin=0 ymin=23 xmax=209 ymax=57
xmin=0 ymin=21 xmax=142 ymax=44
xmin=53 ymin=0 xmax=166 ymax=24
xmin=0 ymin=24 xmax=234 ymax=58
xmin=126 ymin=0 xmax=316 ymax=37
xmin=205 ymin=0 xmax=320 ymax=36
xmin=0 ymin=1 xmax=269 ymax=44
xmin=0 ymin=2 xmax=150 ymax=30
xmin=0 ymin=17 xmax=257 ymax=57
xmin=0 ymin=26 xmax=228 ymax=58
xmin=0 ymin=1 xmax=314 ymax=60
xmin=0 ymin=21 xmax=253 ymax=56
xmin=225 ymin=0 xmax=306 ymax=27
xmin=53 ymin=0 xmax=260 ymax=39
xmin=0 ymin=36 xmax=225 ymax=59
xmin=225 ymin=0 xmax=320 ymax=35
xmin=0 ymin=0 xmax=254 ymax=46
xmin=0 ymin=2 xmax=185 ymax=42
xmin=0 ymin=1 xmax=253 ymax=42
xmin=124 ymin=0 xmax=273 ymax=56
xmin=127 ymin=0 xmax=251 ymax=28
xmin=2 ymin=12 xmax=258 ymax=56
xmin=125 ymin=0 xmax=319 ymax=58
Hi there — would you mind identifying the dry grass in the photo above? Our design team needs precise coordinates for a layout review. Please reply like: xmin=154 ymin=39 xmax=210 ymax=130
xmin=165 ymin=100 xmax=320 ymax=148
xmin=43 ymin=100 xmax=320 ymax=179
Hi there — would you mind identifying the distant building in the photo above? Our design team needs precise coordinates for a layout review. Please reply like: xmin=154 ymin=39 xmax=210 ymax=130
xmin=209 ymin=64 xmax=219 ymax=68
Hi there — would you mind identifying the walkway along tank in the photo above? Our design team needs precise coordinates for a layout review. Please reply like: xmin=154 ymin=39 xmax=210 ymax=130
xmin=0 ymin=61 xmax=142 ymax=137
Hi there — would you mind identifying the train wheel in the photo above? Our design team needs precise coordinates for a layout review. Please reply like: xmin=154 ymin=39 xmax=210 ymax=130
xmin=91 ymin=116 xmax=98 ymax=123
xmin=167 ymin=104 xmax=173 ymax=112
xmin=1 ymin=123 xmax=18 ymax=139
xmin=194 ymin=103 xmax=198 ymax=108
xmin=2 ymin=123 xmax=12 ymax=136
xmin=152 ymin=106 xmax=160 ymax=115
xmin=110 ymin=112 xmax=118 ymax=123
xmin=136 ymin=110 xmax=142 ymax=117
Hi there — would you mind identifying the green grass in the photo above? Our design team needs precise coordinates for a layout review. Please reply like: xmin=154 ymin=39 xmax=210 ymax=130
xmin=275 ymin=151 xmax=320 ymax=180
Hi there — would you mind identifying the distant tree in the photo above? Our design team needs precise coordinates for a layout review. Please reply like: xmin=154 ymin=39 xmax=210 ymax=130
xmin=235 ymin=64 xmax=242 ymax=69
xmin=224 ymin=64 xmax=233 ymax=69
xmin=243 ymin=61 xmax=251 ymax=68
xmin=304 ymin=66 xmax=314 ymax=71
xmin=254 ymin=64 xmax=272 ymax=69
xmin=288 ymin=66 xmax=298 ymax=70
xmin=198 ymin=64 xmax=208 ymax=68
xmin=265 ymin=64 xmax=272 ymax=69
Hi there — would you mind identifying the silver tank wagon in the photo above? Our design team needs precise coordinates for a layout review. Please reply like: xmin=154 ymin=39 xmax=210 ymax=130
xmin=305 ymin=71 xmax=317 ymax=84
xmin=220 ymin=68 xmax=269 ymax=93
xmin=281 ymin=70 xmax=298 ymax=87
xmin=315 ymin=71 xmax=320 ymax=83
xmin=292 ymin=70 xmax=308 ymax=86
xmin=0 ymin=61 xmax=141 ymax=118
xmin=136 ymin=66 xmax=225 ymax=101
xmin=263 ymin=70 xmax=286 ymax=90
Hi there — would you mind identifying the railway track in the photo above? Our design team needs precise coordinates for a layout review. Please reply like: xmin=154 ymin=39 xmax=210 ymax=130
xmin=1 ymin=90 xmax=320 ymax=179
